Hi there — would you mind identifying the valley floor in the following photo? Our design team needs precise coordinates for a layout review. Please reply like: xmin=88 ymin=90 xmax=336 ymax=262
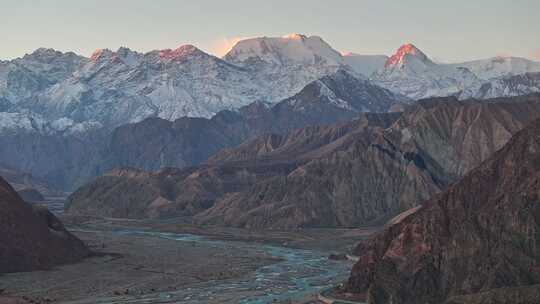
xmin=0 ymin=218 xmax=378 ymax=304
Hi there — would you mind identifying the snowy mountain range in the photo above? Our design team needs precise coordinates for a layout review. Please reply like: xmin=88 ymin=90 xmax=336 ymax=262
xmin=1 ymin=34 xmax=540 ymax=134
xmin=370 ymin=44 xmax=540 ymax=100
xmin=2 ymin=34 xmax=540 ymax=191
xmin=452 ymin=56 xmax=540 ymax=80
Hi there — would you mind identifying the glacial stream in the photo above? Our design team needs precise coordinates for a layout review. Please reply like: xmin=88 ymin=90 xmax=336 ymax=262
xmin=70 ymin=228 xmax=353 ymax=304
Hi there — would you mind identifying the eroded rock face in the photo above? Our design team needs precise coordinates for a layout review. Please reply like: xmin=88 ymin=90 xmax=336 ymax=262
xmin=68 ymin=95 xmax=540 ymax=229
xmin=391 ymin=94 xmax=540 ymax=178
xmin=196 ymin=95 xmax=540 ymax=228
xmin=0 ymin=177 xmax=88 ymax=273
xmin=346 ymin=117 xmax=540 ymax=304
xmin=196 ymin=122 xmax=445 ymax=228
xmin=66 ymin=114 xmax=399 ymax=220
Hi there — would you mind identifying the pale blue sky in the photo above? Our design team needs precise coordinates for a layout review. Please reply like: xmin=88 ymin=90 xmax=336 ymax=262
xmin=1 ymin=0 xmax=539 ymax=62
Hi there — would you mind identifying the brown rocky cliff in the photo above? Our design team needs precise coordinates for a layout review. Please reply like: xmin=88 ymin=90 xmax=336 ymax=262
xmin=346 ymin=117 xmax=540 ymax=304
xmin=390 ymin=94 xmax=540 ymax=178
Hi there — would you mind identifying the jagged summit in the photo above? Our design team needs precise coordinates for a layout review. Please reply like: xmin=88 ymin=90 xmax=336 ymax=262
xmin=88 ymin=45 xmax=210 ymax=64
xmin=385 ymin=43 xmax=431 ymax=67
xmin=372 ymin=43 xmax=483 ymax=100
xmin=25 ymin=48 xmax=62 ymax=58
xmin=115 ymin=46 xmax=140 ymax=57
xmin=19 ymin=48 xmax=83 ymax=65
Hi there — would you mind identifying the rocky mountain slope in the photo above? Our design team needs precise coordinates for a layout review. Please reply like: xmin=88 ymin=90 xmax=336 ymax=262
xmin=65 ymin=113 xmax=401 ymax=220
xmin=0 ymin=48 xmax=86 ymax=106
xmin=390 ymin=94 xmax=540 ymax=178
xmin=102 ymin=69 xmax=407 ymax=173
xmin=67 ymin=94 xmax=540 ymax=228
xmin=0 ymin=177 xmax=88 ymax=273
xmin=196 ymin=121 xmax=445 ymax=228
xmin=196 ymin=95 xmax=540 ymax=228
xmin=465 ymin=72 xmax=540 ymax=100
xmin=345 ymin=116 xmax=540 ymax=304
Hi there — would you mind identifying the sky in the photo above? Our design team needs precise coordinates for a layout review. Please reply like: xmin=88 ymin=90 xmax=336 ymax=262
xmin=1 ymin=0 xmax=539 ymax=62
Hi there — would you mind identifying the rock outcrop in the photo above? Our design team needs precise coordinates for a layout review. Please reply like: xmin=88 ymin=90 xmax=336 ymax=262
xmin=345 ymin=117 xmax=540 ymax=304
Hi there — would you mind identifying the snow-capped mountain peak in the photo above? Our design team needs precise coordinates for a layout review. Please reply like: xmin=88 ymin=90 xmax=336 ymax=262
xmin=385 ymin=43 xmax=431 ymax=67
xmin=372 ymin=43 xmax=481 ymax=100
xmin=16 ymin=48 xmax=86 ymax=72
xmin=110 ymin=47 xmax=144 ymax=68
xmin=88 ymin=47 xmax=145 ymax=68
xmin=23 ymin=48 xmax=68 ymax=62
xmin=223 ymin=34 xmax=343 ymax=66
xmin=3 ymin=35 xmax=540 ymax=136
xmin=282 ymin=69 xmax=409 ymax=113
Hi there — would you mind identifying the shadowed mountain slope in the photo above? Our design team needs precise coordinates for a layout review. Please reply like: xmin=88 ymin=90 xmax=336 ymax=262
xmin=0 ymin=177 xmax=88 ymax=273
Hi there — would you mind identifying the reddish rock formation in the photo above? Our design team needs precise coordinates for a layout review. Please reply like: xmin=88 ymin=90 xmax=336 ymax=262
xmin=346 ymin=117 xmax=540 ymax=304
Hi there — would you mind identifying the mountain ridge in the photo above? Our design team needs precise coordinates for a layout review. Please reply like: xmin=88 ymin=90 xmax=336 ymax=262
xmin=66 ymin=94 xmax=540 ymax=228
